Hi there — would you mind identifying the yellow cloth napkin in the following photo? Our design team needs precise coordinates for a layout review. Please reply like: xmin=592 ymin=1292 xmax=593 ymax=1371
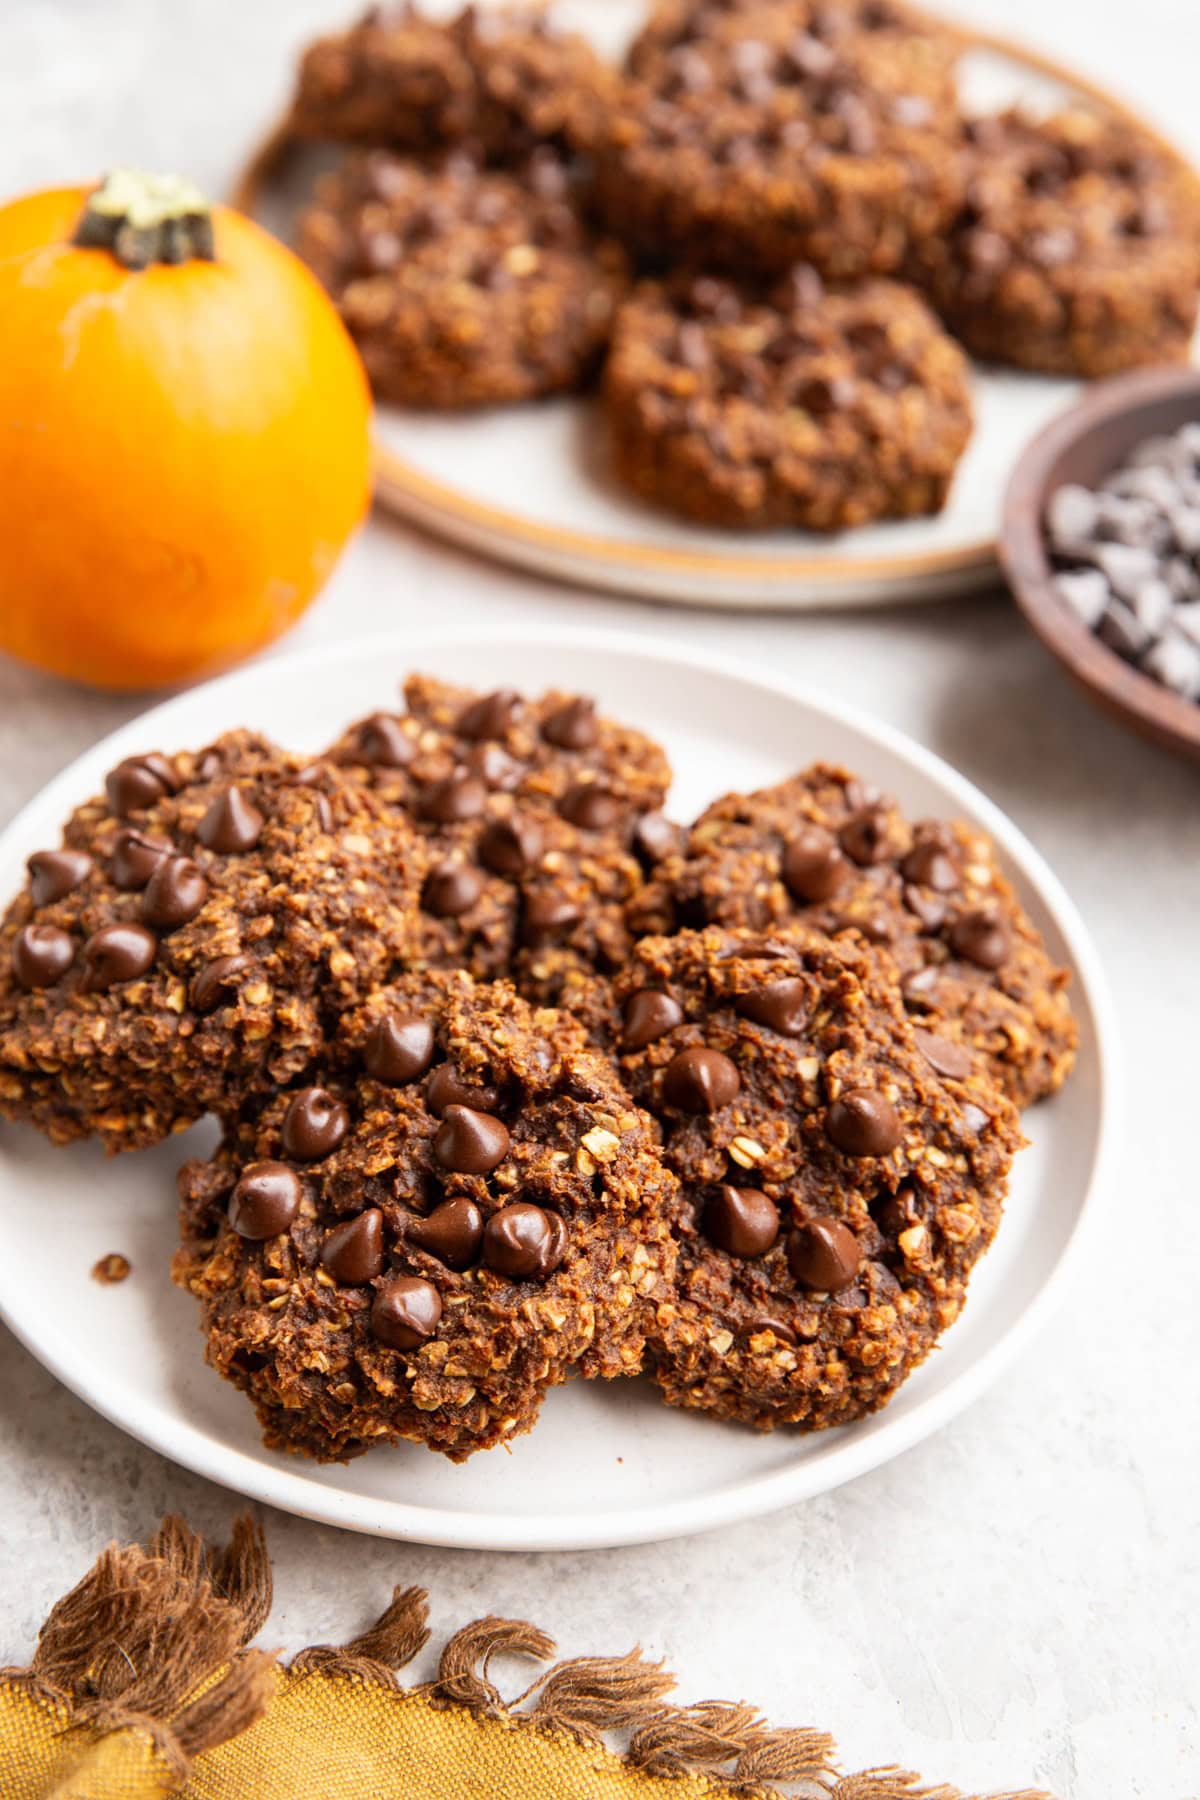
xmin=0 ymin=1517 xmax=1045 ymax=1800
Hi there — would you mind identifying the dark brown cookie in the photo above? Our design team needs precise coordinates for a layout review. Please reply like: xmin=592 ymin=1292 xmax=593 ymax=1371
xmin=585 ymin=0 xmax=963 ymax=280
xmin=0 ymin=731 xmax=424 ymax=1152
xmin=632 ymin=763 xmax=1077 ymax=1109
xmin=607 ymin=927 xmax=1021 ymax=1432
xmin=325 ymin=674 xmax=671 ymax=1009
xmin=296 ymin=147 xmax=628 ymax=409
xmin=174 ymin=971 xmax=679 ymax=1463
xmin=908 ymin=108 xmax=1200 ymax=377
xmin=604 ymin=270 xmax=973 ymax=530
xmin=288 ymin=2 xmax=615 ymax=163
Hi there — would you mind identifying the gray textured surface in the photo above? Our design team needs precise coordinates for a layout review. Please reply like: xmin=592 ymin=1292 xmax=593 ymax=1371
xmin=0 ymin=5 xmax=1197 ymax=1797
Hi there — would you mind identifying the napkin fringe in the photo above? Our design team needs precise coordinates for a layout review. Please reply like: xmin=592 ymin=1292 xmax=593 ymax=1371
xmin=0 ymin=1514 xmax=1048 ymax=1800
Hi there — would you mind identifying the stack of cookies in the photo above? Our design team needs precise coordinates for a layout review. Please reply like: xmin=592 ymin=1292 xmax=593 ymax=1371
xmin=286 ymin=0 xmax=1200 ymax=532
xmin=0 ymin=678 xmax=1076 ymax=1462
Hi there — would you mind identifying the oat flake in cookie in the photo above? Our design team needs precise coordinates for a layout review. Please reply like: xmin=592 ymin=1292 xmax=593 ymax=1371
xmin=605 ymin=271 xmax=973 ymax=531
xmin=586 ymin=0 xmax=963 ymax=280
xmin=174 ymin=972 xmax=678 ymax=1463
xmin=0 ymin=731 xmax=424 ymax=1153
xmin=908 ymin=109 xmax=1200 ymax=378
xmin=609 ymin=927 xmax=1021 ymax=1433
xmin=296 ymin=149 xmax=628 ymax=410
xmin=633 ymin=764 xmax=1076 ymax=1109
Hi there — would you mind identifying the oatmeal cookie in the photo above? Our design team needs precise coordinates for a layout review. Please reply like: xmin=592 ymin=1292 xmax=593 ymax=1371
xmin=288 ymin=3 xmax=615 ymax=162
xmin=326 ymin=674 xmax=670 ymax=1004
xmin=627 ymin=0 xmax=960 ymax=113
xmin=297 ymin=148 xmax=628 ymax=409
xmin=586 ymin=0 xmax=963 ymax=280
xmin=328 ymin=672 xmax=672 ymax=820
xmin=632 ymin=764 xmax=1076 ymax=1109
xmin=174 ymin=971 xmax=679 ymax=1462
xmin=605 ymin=270 xmax=973 ymax=530
xmin=607 ymin=926 xmax=1021 ymax=1432
xmin=908 ymin=109 xmax=1200 ymax=377
xmin=0 ymin=731 xmax=424 ymax=1152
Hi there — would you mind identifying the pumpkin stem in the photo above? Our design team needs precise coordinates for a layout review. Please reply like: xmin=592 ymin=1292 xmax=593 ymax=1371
xmin=73 ymin=169 xmax=216 ymax=270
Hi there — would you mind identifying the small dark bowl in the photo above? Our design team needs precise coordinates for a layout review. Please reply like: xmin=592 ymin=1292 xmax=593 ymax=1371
xmin=1001 ymin=365 xmax=1200 ymax=765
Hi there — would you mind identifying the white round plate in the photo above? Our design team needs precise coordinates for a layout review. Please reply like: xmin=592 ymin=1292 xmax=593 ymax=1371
xmin=239 ymin=4 xmax=1198 ymax=609
xmin=0 ymin=628 xmax=1115 ymax=1549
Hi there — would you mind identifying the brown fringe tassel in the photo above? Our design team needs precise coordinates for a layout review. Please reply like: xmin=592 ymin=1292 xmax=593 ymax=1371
xmin=2 ymin=1516 xmax=1049 ymax=1800
xmin=0 ymin=1513 xmax=276 ymax=1779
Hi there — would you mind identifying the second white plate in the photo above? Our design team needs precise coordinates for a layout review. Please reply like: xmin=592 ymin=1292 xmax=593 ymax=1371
xmin=0 ymin=627 xmax=1115 ymax=1548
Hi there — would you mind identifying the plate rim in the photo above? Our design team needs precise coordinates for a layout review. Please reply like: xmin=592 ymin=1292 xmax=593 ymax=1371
xmin=232 ymin=20 xmax=1197 ymax=603
xmin=0 ymin=623 xmax=1120 ymax=1549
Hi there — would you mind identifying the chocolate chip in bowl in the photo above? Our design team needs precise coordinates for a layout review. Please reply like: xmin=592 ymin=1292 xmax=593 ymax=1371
xmin=1001 ymin=365 xmax=1200 ymax=764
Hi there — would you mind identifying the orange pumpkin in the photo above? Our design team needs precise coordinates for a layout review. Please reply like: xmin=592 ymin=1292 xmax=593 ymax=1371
xmin=0 ymin=171 xmax=372 ymax=691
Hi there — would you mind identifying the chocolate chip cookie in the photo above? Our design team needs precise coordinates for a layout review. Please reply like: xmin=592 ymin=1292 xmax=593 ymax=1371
xmin=329 ymin=672 xmax=672 ymax=822
xmin=288 ymin=2 xmax=614 ymax=163
xmin=0 ymin=731 xmax=424 ymax=1153
xmin=296 ymin=148 xmax=629 ymax=409
xmin=631 ymin=764 xmax=1076 ymax=1109
xmin=908 ymin=108 xmax=1200 ymax=377
xmin=174 ymin=971 xmax=679 ymax=1462
xmin=586 ymin=0 xmax=963 ymax=280
xmin=605 ymin=270 xmax=973 ymax=530
xmin=326 ymin=674 xmax=670 ymax=1007
xmin=607 ymin=926 xmax=1021 ymax=1432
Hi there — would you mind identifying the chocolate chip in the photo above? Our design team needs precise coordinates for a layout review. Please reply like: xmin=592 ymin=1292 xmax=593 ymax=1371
xmin=407 ymin=1198 xmax=484 ymax=1270
xmin=11 ymin=924 xmax=74 ymax=989
xmin=371 ymin=1276 xmax=442 ymax=1349
xmin=746 ymin=1313 xmax=797 ymax=1345
xmin=621 ymin=989 xmax=683 ymax=1050
xmin=141 ymin=855 xmax=209 ymax=929
xmin=521 ymin=890 xmax=581 ymax=944
xmin=559 ymin=785 xmax=620 ymax=830
xmin=736 ymin=977 xmax=808 ymax=1035
xmin=482 ymin=1203 xmax=567 ymax=1279
xmin=541 ymin=696 xmax=598 ymax=749
xmin=423 ymin=862 xmax=484 ymax=917
xmin=105 ymin=753 xmax=177 ymax=817
xmin=783 ymin=828 xmax=847 ymax=903
xmin=365 ymin=1014 xmax=434 ymax=1084
xmin=112 ymin=828 xmax=172 ymax=891
xmin=27 ymin=850 xmax=92 ymax=907
xmin=839 ymin=806 xmax=892 ymax=866
xmin=914 ymin=1029 xmax=973 ymax=1080
xmin=901 ymin=966 xmax=940 ymax=1009
xmin=902 ymin=841 xmax=959 ymax=891
xmin=281 ymin=1087 xmax=350 ymax=1162
xmin=228 ymin=1161 xmax=301 ymax=1239
xmin=426 ymin=1063 xmax=500 ymax=1117
xmin=788 ymin=1218 xmax=861 ymax=1290
xmin=661 ymin=1046 xmax=741 ymax=1112
xmin=633 ymin=814 xmax=683 ymax=865
xmin=463 ymin=742 xmax=522 ymax=789
xmin=703 ymin=1185 xmax=780 ymax=1258
xmin=354 ymin=714 xmax=413 ymax=767
xmin=321 ymin=1208 xmax=384 ymax=1284
xmin=479 ymin=815 xmax=542 ymax=878
xmin=457 ymin=689 xmax=520 ymax=741
xmin=903 ymin=885 xmax=948 ymax=931
xmin=80 ymin=923 xmax=156 ymax=990
xmin=190 ymin=953 xmax=249 ymax=1014
xmin=419 ymin=772 xmax=487 ymax=824
xmin=196 ymin=788 xmax=264 ymax=854
xmin=950 ymin=908 xmax=1011 ymax=970
xmin=827 ymin=1088 xmax=902 ymax=1156
xmin=433 ymin=1104 xmax=510 ymax=1174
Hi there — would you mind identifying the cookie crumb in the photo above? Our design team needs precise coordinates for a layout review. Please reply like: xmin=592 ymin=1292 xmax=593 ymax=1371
xmin=92 ymin=1253 xmax=131 ymax=1285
